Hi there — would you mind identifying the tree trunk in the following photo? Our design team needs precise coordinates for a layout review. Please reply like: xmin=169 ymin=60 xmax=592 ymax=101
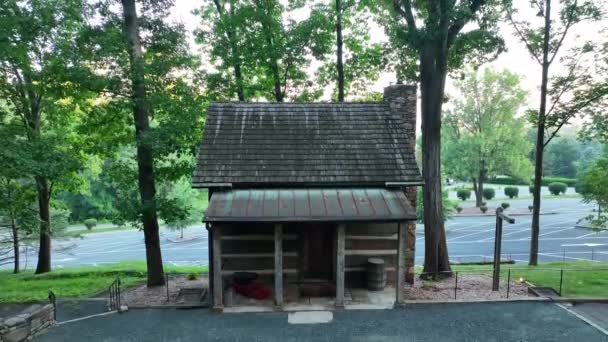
xmin=420 ymin=44 xmax=452 ymax=278
xmin=213 ymin=0 xmax=245 ymax=101
xmin=121 ymin=0 xmax=165 ymax=286
xmin=11 ymin=216 xmax=19 ymax=274
xmin=255 ymin=0 xmax=283 ymax=102
xmin=530 ymin=0 xmax=552 ymax=266
xmin=473 ymin=167 xmax=486 ymax=207
xmin=34 ymin=176 xmax=51 ymax=274
xmin=335 ymin=0 xmax=345 ymax=102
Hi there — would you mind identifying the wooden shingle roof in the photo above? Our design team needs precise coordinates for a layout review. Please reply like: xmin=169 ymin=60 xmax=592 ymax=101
xmin=193 ymin=102 xmax=422 ymax=187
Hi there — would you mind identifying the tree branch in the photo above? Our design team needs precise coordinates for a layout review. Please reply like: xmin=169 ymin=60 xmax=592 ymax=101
xmin=508 ymin=15 xmax=543 ymax=65
xmin=548 ymin=0 xmax=577 ymax=65
xmin=447 ymin=0 xmax=485 ymax=47
xmin=393 ymin=0 xmax=417 ymax=31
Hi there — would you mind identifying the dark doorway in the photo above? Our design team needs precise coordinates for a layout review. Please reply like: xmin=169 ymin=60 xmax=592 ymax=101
xmin=298 ymin=223 xmax=336 ymax=297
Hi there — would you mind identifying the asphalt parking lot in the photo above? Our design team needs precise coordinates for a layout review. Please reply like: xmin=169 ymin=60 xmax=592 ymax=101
xmin=9 ymin=197 xmax=608 ymax=270
xmin=36 ymin=302 xmax=608 ymax=342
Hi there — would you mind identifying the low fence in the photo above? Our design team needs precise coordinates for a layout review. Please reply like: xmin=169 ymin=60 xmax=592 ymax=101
xmin=413 ymin=267 xmax=608 ymax=300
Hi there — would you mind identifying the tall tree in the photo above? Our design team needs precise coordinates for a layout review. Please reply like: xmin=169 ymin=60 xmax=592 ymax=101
xmin=119 ymin=0 xmax=165 ymax=286
xmin=336 ymin=0 xmax=345 ymax=101
xmin=443 ymin=68 xmax=532 ymax=206
xmin=78 ymin=0 xmax=204 ymax=285
xmin=378 ymin=0 xmax=505 ymax=277
xmin=315 ymin=1 xmax=385 ymax=101
xmin=0 ymin=0 xmax=84 ymax=273
xmin=197 ymin=0 xmax=333 ymax=102
xmin=508 ymin=0 xmax=606 ymax=265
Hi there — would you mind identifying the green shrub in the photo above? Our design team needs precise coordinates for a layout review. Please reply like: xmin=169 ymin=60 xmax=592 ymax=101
xmin=504 ymin=186 xmax=519 ymax=199
xmin=456 ymin=189 xmax=472 ymax=201
xmin=541 ymin=177 xmax=576 ymax=187
xmin=548 ymin=182 xmax=567 ymax=195
xmin=483 ymin=188 xmax=495 ymax=200
xmin=528 ymin=205 xmax=534 ymax=212
xmin=482 ymin=201 xmax=487 ymax=206
xmin=501 ymin=202 xmax=510 ymax=209
xmin=480 ymin=205 xmax=488 ymax=213
xmin=488 ymin=177 xmax=528 ymax=185
xmin=84 ymin=218 xmax=97 ymax=230
xmin=455 ymin=206 xmax=463 ymax=213
xmin=529 ymin=185 xmax=535 ymax=194
xmin=187 ymin=272 xmax=198 ymax=280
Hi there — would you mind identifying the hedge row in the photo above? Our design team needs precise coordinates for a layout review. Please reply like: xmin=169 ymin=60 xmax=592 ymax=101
xmin=487 ymin=176 xmax=577 ymax=187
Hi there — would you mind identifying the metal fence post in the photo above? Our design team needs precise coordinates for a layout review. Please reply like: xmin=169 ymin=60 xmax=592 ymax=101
xmin=559 ymin=269 xmax=564 ymax=296
xmin=507 ymin=269 xmax=511 ymax=299
xmin=48 ymin=291 xmax=57 ymax=321
xmin=454 ymin=272 xmax=458 ymax=300
xmin=166 ymin=273 xmax=170 ymax=302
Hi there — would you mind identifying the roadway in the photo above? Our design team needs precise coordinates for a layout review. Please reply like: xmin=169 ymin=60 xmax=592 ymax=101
xmin=9 ymin=197 xmax=608 ymax=270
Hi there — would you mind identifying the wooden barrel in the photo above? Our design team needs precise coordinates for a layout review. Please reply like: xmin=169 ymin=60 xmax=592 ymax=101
xmin=366 ymin=258 xmax=387 ymax=291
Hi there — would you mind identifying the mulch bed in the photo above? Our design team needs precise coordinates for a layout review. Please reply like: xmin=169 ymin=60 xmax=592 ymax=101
xmin=122 ymin=274 xmax=208 ymax=306
xmin=404 ymin=273 xmax=531 ymax=301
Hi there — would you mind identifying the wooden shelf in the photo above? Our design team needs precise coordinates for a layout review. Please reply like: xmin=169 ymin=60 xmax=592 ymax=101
xmin=221 ymin=268 xmax=298 ymax=276
xmin=345 ymin=250 xmax=397 ymax=256
xmin=346 ymin=234 xmax=398 ymax=240
xmin=221 ymin=252 xmax=298 ymax=258
xmin=221 ymin=234 xmax=297 ymax=241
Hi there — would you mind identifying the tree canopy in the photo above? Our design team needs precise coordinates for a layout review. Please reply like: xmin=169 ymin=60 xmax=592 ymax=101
xmin=443 ymin=68 xmax=532 ymax=206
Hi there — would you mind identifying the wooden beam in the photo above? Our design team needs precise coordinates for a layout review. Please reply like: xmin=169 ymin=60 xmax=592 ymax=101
xmin=335 ymin=223 xmax=346 ymax=308
xmin=274 ymin=224 xmax=283 ymax=308
xmin=212 ymin=225 xmax=223 ymax=311
xmin=396 ymin=222 xmax=406 ymax=304
xmin=345 ymin=250 xmax=398 ymax=256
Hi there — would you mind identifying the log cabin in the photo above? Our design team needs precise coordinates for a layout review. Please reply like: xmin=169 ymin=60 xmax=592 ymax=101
xmin=193 ymin=84 xmax=422 ymax=311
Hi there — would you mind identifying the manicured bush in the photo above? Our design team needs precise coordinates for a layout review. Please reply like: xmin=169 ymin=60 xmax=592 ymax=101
xmin=455 ymin=206 xmax=463 ymax=213
xmin=480 ymin=205 xmax=488 ymax=213
xmin=528 ymin=205 xmax=534 ymax=212
xmin=483 ymin=188 xmax=495 ymax=200
xmin=541 ymin=177 xmax=576 ymax=187
xmin=488 ymin=177 xmax=528 ymax=185
xmin=548 ymin=182 xmax=568 ymax=195
xmin=84 ymin=218 xmax=97 ymax=230
xmin=501 ymin=202 xmax=510 ymax=209
xmin=482 ymin=201 xmax=487 ymax=206
xmin=457 ymin=188 xmax=472 ymax=201
xmin=187 ymin=272 xmax=198 ymax=280
xmin=529 ymin=185 xmax=535 ymax=194
xmin=504 ymin=186 xmax=519 ymax=199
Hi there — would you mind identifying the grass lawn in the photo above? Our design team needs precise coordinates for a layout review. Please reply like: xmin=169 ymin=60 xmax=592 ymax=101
xmin=450 ymin=261 xmax=608 ymax=298
xmin=0 ymin=261 xmax=208 ymax=303
xmin=2 ymin=260 xmax=605 ymax=303
xmin=59 ymin=226 xmax=135 ymax=238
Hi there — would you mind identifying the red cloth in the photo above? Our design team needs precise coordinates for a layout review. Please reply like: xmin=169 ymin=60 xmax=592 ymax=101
xmin=233 ymin=282 xmax=271 ymax=300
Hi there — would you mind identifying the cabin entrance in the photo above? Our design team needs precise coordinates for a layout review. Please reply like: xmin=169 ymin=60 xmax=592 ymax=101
xmin=298 ymin=223 xmax=336 ymax=297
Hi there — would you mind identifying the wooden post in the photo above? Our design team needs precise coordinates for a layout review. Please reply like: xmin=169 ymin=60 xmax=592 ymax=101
xmin=396 ymin=221 xmax=406 ymax=304
xmin=335 ymin=223 xmax=346 ymax=308
xmin=212 ymin=225 xmax=223 ymax=311
xmin=274 ymin=224 xmax=283 ymax=308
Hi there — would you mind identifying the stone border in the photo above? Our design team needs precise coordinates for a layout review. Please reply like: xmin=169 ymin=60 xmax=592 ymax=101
xmin=0 ymin=304 xmax=54 ymax=342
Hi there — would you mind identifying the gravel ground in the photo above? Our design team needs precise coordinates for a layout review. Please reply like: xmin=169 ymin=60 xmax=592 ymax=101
xmin=404 ymin=274 xmax=531 ymax=300
xmin=122 ymin=275 xmax=208 ymax=306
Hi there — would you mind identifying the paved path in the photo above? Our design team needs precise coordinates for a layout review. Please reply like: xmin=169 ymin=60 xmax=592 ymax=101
xmin=569 ymin=303 xmax=608 ymax=333
xmin=36 ymin=302 xmax=607 ymax=341
xmin=6 ymin=197 xmax=607 ymax=270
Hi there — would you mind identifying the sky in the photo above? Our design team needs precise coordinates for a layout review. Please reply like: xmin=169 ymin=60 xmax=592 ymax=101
xmin=167 ymin=0 xmax=602 ymax=130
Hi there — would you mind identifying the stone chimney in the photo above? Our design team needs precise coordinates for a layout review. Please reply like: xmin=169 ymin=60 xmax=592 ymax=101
xmin=383 ymin=84 xmax=418 ymax=285
xmin=383 ymin=84 xmax=417 ymax=156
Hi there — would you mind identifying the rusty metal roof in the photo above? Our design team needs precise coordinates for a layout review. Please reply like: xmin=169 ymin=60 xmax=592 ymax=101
xmin=204 ymin=188 xmax=416 ymax=223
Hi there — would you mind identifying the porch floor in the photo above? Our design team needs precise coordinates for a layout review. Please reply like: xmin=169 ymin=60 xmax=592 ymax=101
xmin=223 ymin=281 xmax=395 ymax=313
